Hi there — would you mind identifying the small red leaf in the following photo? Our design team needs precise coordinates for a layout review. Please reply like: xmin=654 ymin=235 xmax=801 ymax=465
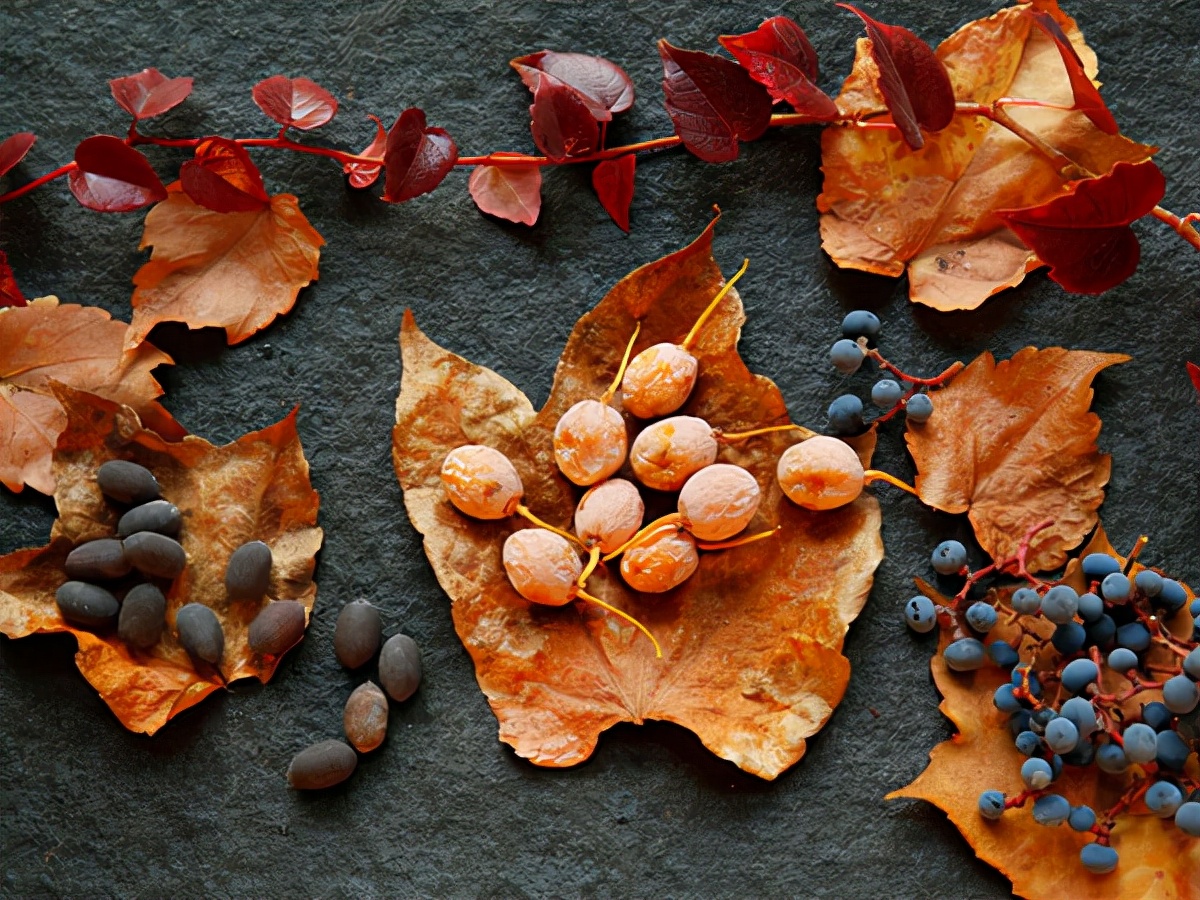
xmin=251 ymin=76 xmax=338 ymax=131
xmin=344 ymin=114 xmax=387 ymax=189
xmin=1028 ymin=10 xmax=1118 ymax=136
xmin=179 ymin=137 xmax=270 ymax=213
xmin=382 ymin=108 xmax=458 ymax=203
xmin=0 ymin=250 xmax=27 ymax=308
xmin=530 ymin=74 xmax=600 ymax=160
xmin=657 ymin=40 xmax=773 ymax=164
xmin=592 ymin=155 xmax=635 ymax=232
xmin=0 ymin=132 xmax=37 ymax=179
xmin=468 ymin=160 xmax=542 ymax=226
xmin=1187 ymin=362 xmax=1200 ymax=400
xmin=837 ymin=4 xmax=954 ymax=150
xmin=719 ymin=17 xmax=839 ymax=119
xmin=109 ymin=68 xmax=194 ymax=121
xmin=995 ymin=160 xmax=1166 ymax=294
xmin=68 ymin=135 xmax=166 ymax=212
xmin=511 ymin=51 xmax=635 ymax=116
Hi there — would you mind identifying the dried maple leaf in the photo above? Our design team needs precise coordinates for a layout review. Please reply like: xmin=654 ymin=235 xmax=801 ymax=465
xmin=818 ymin=0 xmax=1156 ymax=310
xmin=393 ymin=218 xmax=882 ymax=778
xmin=126 ymin=181 xmax=323 ymax=350
xmin=907 ymin=346 xmax=1128 ymax=573
xmin=0 ymin=386 xmax=322 ymax=734
xmin=0 ymin=296 xmax=181 ymax=495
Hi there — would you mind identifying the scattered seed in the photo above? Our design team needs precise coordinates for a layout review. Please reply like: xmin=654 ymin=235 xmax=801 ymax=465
xmin=175 ymin=603 xmax=224 ymax=667
xmin=116 ymin=500 xmax=182 ymax=538
xmin=124 ymin=532 xmax=187 ymax=579
xmin=64 ymin=539 xmax=131 ymax=581
xmin=286 ymin=739 xmax=357 ymax=790
xmin=333 ymin=599 xmax=382 ymax=669
xmin=247 ymin=600 xmax=306 ymax=656
xmin=225 ymin=540 xmax=273 ymax=601
xmin=55 ymin=581 xmax=120 ymax=627
xmin=96 ymin=460 xmax=160 ymax=505
xmin=118 ymin=583 xmax=167 ymax=648
xmin=378 ymin=634 xmax=422 ymax=702
xmin=343 ymin=682 xmax=389 ymax=753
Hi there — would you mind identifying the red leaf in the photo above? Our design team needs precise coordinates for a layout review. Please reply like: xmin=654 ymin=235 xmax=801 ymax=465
xmin=1188 ymin=362 xmax=1200 ymax=400
xmin=468 ymin=160 xmax=542 ymax=225
xmin=657 ymin=40 xmax=773 ymax=163
xmin=529 ymin=74 xmax=600 ymax=160
xmin=343 ymin=114 xmax=387 ymax=189
xmin=995 ymin=160 xmax=1166 ymax=294
xmin=68 ymin=135 xmax=166 ymax=212
xmin=719 ymin=17 xmax=839 ymax=119
xmin=180 ymin=137 xmax=270 ymax=213
xmin=108 ymin=68 xmax=194 ymax=121
xmin=592 ymin=155 xmax=635 ymax=232
xmin=382 ymin=108 xmax=458 ymax=203
xmin=0 ymin=132 xmax=37 ymax=179
xmin=511 ymin=50 xmax=635 ymax=116
xmin=251 ymin=76 xmax=338 ymax=131
xmin=837 ymin=4 xmax=954 ymax=150
xmin=1028 ymin=10 xmax=1118 ymax=136
xmin=0 ymin=250 xmax=27 ymax=308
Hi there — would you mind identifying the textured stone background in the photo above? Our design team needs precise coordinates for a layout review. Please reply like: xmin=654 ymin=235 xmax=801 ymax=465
xmin=1 ymin=1 xmax=1197 ymax=896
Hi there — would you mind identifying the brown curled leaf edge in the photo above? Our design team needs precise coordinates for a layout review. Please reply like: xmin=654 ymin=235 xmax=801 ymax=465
xmin=0 ymin=386 xmax=323 ymax=734
xmin=393 ymin=216 xmax=883 ymax=779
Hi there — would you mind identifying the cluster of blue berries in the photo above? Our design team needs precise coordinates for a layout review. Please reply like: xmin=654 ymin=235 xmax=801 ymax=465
xmin=826 ymin=310 xmax=936 ymax=435
xmin=906 ymin=541 xmax=1199 ymax=874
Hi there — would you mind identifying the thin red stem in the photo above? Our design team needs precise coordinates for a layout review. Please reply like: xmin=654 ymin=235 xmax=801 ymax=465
xmin=867 ymin=348 xmax=964 ymax=387
xmin=0 ymin=161 xmax=76 ymax=202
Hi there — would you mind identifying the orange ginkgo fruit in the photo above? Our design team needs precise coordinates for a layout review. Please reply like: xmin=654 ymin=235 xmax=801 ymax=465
xmin=818 ymin=0 xmax=1156 ymax=311
xmin=393 ymin=216 xmax=883 ymax=779
xmin=906 ymin=346 xmax=1129 ymax=573
xmin=0 ymin=386 xmax=322 ymax=734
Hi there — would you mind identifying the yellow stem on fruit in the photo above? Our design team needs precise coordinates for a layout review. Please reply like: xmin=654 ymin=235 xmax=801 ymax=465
xmin=1123 ymin=534 xmax=1149 ymax=573
xmin=577 ymin=545 xmax=601 ymax=588
xmin=600 ymin=321 xmax=642 ymax=404
xmin=863 ymin=469 xmax=919 ymax=497
xmin=696 ymin=525 xmax=781 ymax=551
xmin=716 ymin=423 xmax=817 ymax=443
xmin=516 ymin=505 xmax=584 ymax=547
xmin=680 ymin=258 xmax=750 ymax=352
xmin=576 ymin=588 xmax=662 ymax=659
xmin=601 ymin=513 xmax=683 ymax=562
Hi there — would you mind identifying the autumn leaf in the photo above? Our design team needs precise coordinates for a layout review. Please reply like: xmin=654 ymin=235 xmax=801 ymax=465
xmin=906 ymin=347 xmax=1128 ymax=573
xmin=251 ymin=75 xmax=337 ymax=130
xmin=179 ymin=137 xmax=271 ymax=213
xmin=528 ymin=73 xmax=600 ymax=160
xmin=126 ymin=182 xmax=323 ymax=349
xmin=468 ymin=160 xmax=542 ymax=226
xmin=0 ymin=297 xmax=180 ymax=495
xmin=592 ymin=155 xmax=635 ymax=232
xmin=393 ymin=217 xmax=883 ymax=778
xmin=382 ymin=108 xmax=458 ymax=203
xmin=818 ymin=0 xmax=1156 ymax=310
xmin=0 ymin=132 xmax=37 ymax=178
xmin=0 ymin=386 xmax=322 ymax=734
xmin=108 ymin=68 xmax=194 ymax=121
xmin=511 ymin=51 xmax=635 ymax=118
xmin=69 ymin=135 xmax=166 ymax=213
xmin=343 ymin=114 xmax=387 ymax=189
xmin=0 ymin=250 xmax=26 ymax=308
xmin=718 ymin=17 xmax=838 ymax=120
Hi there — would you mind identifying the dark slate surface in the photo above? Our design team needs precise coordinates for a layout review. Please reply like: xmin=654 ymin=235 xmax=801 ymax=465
xmin=1 ymin=1 xmax=1197 ymax=896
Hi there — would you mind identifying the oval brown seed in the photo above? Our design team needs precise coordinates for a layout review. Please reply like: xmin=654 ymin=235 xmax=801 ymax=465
xmin=175 ymin=603 xmax=224 ymax=666
xmin=96 ymin=459 xmax=160 ymax=505
xmin=225 ymin=541 xmax=272 ymax=601
xmin=124 ymin=532 xmax=187 ymax=579
xmin=343 ymin=682 xmax=389 ymax=753
xmin=64 ymin=539 xmax=131 ymax=581
xmin=378 ymin=633 xmax=422 ymax=702
xmin=247 ymin=600 xmax=306 ymax=656
xmin=118 ymin=583 xmax=167 ymax=649
xmin=56 ymin=581 xmax=119 ymax=627
xmin=286 ymin=739 xmax=357 ymax=790
xmin=333 ymin=599 xmax=382 ymax=669
xmin=116 ymin=500 xmax=182 ymax=538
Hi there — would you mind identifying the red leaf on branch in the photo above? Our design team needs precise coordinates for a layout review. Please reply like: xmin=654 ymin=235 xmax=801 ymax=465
xmin=1028 ymin=10 xmax=1118 ymax=135
xmin=0 ymin=250 xmax=27 ymax=308
xmin=837 ymin=4 xmax=954 ymax=150
xmin=68 ymin=135 xmax=166 ymax=212
xmin=343 ymin=114 xmax=387 ymax=189
xmin=468 ymin=159 xmax=542 ymax=225
xmin=108 ymin=68 xmax=194 ymax=121
xmin=592 ymin=155 xmax=635 ymax=232
xmin=0 ymin=132 xmax=37 ymax=178
xmin=529 ymin=74 xmax=600 ymax=160
xmin=995 ymin=160 xmax=1165 ymax=294
xmin=718 ymin=17 xmax=839 ymax=120
xmin=180 ymin=137 xmax=270 ymax=213
xmin=251 ymin=76 xmax=338 ymax=131
xmin=511 ymin=50 xmax=635 ymax=117
xmin=657 ymin=40 xmax=773 ymax=163
xmin=382 ymin=108 xmax=458 ymax=203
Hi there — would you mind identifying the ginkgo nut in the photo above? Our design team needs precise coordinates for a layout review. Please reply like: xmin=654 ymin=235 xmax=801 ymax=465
xmin=776 ymin=436 xmax=864 ymax=510
xmin=620 ymin=528 xmax=699 ymax=593
xmin=574 ymin=478 xmax=645 ymax=553
xmin=677 ymin=463 xmax=762 ymax=541
xmin=620 ymin=342 xmax=699 ymax=419
xmin=629 ymin=415 xmax=718 ymax=492
xmin=503 ymin=528 xmax=584 ymax=606
xmin=553 ymin=399 xmax=628 ymax=486
xmin=440 ymin=444 xmax=524 ymax=519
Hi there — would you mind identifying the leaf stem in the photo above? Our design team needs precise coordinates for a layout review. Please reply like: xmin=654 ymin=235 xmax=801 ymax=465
xmin=0 ymin=161 xmax=76 ymax=202
xmin=1150 ymin=206 xmax=1200 ymax=252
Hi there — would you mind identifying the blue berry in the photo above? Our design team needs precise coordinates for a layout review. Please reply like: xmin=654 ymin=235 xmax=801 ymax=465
xmin=1044 ymin=717 xmax=1080 ymax=754
xmin=1032 ymin=793 xmax=1071 ymax=826
xmin=1156 ymin=730 xmax=1190 ymax=771
xmin=1041 ymin=585 xmax=1079 ymax=624
xmin=1162 ymin=675 xmax=1199 ymax=714
xmin=1157 ymin=578 xmax=1188 ymax=613
xmin=1014 ymin=730 xmax=1041 ymax=756
xmin=1100 ymin=572 xmax=1132 ymax=603
xmin=1122 ymin=723 xmax=1158 ymax=764
xmin=1081 ymin=553 xmax=1121 ymax=579
xmin=1060 ymin=697 xmax=1098 ymax=738
xmin=1021 ymin=757 xmax=1054 ymax=789
xmin=987 ymin=641 xmax=1019 ymax=668
xmin=1050 ymin=754 xmax=1064 ymax=780
xmin=830 ymin=339 xmax=865 ymax=374
xmin=1096 ymin=742 xmax=1128 ymax=773
xmin=1133 ymin=570 xmax=1163 ymax=597
xmin=1175 ymin=801 xmax=1200 ymax=837
xmin=1185 ymin=647 xmax=1200 ymax=681
xmin=1085 ymin=614 xmax=1116 ymax=648
xmin=1115 ymin=622 xmax=1151 ymax=652
xmin=1061 ymin=659 xmax=1099 ymax=694
xmin=1190 ymin=598 xmax=1200 ymax=617
xmin=1009 ymin=709 xmax=1032 ymax=737
xmin=1145 ymin=780 xmax=1183 ymax=818
xmin=1076 ymin=592 xmax=1104 ymax=623
xmin=904 ymin=595 xmax=938 ymax=633
xmin=1051 ymin=622 xmax=1086 ymax=655
xmin=1106 ymin=647 xmax=1138 ymax=672
xmin=1142 ymin=701 xmax=1172 ymax=731
xmin=870 ymin=379 xmax=903 ymax=408
xmin=840 ymin=309 xmax=881 ymax=341
xmin=1011 ymin=587 xmax=1041 ymax=615
xmin=905 ymin=393 xmax=933 ymax=423
xmin=1030 ymin=706 xmax=1056 ymax=733
xmin=1068 ymin=805 xmax=1096 ymax=832
xmin=978 ymin=790 xmax=1005 ymax=820
xmin=944 ymin=638 xmax=986 ymax=672
xmin=1080 ymin=843 xmax=1118 ymax=874
xmin=966 ymin=601 xmax=998 ymax=633
xmin=1062 ymin=740 xmax=1095 ymax=767
xmin=931 ymin=540 xmax=968 ymax=575
xmin=993 ymin=684 xmax=1022 ymax=714
xmin=827 ymin=394 xmax=864 ymax=435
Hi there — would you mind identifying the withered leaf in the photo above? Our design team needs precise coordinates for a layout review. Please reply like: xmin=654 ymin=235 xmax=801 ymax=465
xmin=394 ymin=218 xmax=882 ymax=778
xmin=818 ymin=0 xmax=1156 ymax=310
xmin=1 ymin=296 xmax=181 ymax=495
xmin=906 ymin=346 xmax=1128 ymax=573
xmin=0 ymin=386 xmax=322 ymax=734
